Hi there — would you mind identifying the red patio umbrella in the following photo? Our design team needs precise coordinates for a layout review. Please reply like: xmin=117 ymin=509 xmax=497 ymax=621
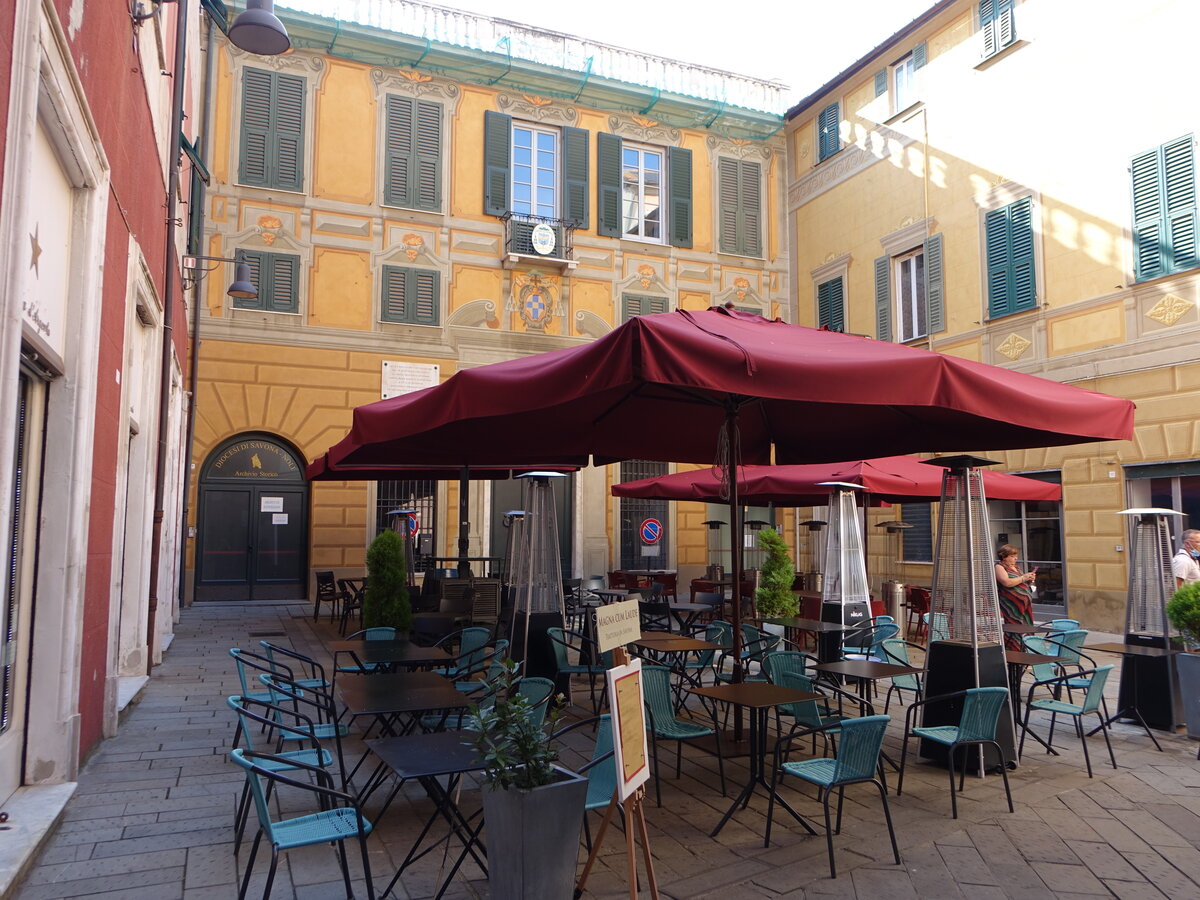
xmin=610 ymin=455 xmax=1062 ymax=504
xmin=324 ymin=307 xmax=1133 ymax=682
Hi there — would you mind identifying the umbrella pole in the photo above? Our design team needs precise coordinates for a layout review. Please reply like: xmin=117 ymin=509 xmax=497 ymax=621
xmin=724 ymin=409 xmax=746 ymax=745
xmin=458 ymin=466 xmax=471 ymax=577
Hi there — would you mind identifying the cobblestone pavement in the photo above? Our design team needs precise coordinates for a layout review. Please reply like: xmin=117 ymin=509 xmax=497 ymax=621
xmin=13 ymin=601 xmax=1200 ymax=899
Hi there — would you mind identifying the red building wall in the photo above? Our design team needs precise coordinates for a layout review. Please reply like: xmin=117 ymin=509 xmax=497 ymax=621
xmin=50 ymin=0 xmax=180 ymax=756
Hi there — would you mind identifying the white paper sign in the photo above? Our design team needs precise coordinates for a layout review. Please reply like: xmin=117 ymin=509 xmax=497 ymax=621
xmin=594 ymin=600 xmax=641 ymax=654
xmin=381 ymin=361 xmax=440 ymax=400
xmin=606 ymin=659 xmax=650 ymax=802
xmin=260 ymin=497 xmax=284 ymax=512
xmin=272 ymin=513 xmax=289 ymax=525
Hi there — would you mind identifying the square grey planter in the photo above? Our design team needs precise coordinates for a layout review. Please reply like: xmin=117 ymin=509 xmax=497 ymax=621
xmin=481 ymin=765 xmax=588 ymax=900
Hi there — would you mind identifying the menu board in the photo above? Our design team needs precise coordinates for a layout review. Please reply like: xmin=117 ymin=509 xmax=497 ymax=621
xmin=606 ymin=659 xmax=649 ymax=801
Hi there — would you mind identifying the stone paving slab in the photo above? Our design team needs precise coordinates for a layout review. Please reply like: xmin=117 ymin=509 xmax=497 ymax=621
xmin=13 ymin=601 xmax=1200 ymax=899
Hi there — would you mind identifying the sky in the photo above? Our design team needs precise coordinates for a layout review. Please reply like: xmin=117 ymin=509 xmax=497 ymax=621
xmin=420 ymin=0 xmax=938 ymax=106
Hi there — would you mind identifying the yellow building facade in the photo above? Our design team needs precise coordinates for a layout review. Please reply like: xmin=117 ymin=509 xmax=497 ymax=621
xmin=186 ymin=3 xmax=788 ymax=599
xmin=785 ymin=0 xmax=1200 ymax=629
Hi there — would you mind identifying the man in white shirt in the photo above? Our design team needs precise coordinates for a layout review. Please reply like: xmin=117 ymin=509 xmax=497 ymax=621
xmin=1172 ymin=529 xmax=1200 ymax=588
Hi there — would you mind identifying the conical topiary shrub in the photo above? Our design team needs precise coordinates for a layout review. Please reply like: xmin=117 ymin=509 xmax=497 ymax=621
xmin=755 ymin=527 xmax=797 ymax=618
xmin=363 ymin=529 xmax=413 ymax=633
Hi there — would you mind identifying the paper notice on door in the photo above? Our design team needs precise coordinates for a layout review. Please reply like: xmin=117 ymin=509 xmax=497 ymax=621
xmin=261 ymin=496 xmax=284 ymax=512
xmin=272 ymin=513 xmax=288 ymax=525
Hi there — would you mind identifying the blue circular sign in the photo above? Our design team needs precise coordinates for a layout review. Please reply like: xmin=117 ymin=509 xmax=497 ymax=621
xmin=640 ymin=518 xmax=663 ymax=544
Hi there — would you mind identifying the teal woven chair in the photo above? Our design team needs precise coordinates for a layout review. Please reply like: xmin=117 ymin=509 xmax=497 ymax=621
xmin=227 ymin=696 xmax=334 ymax=853
xmin=922 ymin=611 xmax=950 ymax=643
xmin=766 ymin=714 xmax=900 ymax=877
xmin=842 ymin=621 xmax=899 ymax=663
xmin=423 ymin=673 xmax=554 ymax=732
xmin=547 ymin=627 xmax=610 ymax=715
xmin=336 ymin=627 xmax=398 ymax=675
xmin=762 ymin=649 xmax=818 ymax=684
xmin=677 ymin=622 xmax=727 ymax=688
xmin=777 ymin=672 xmax=851 ymax=754
xmin=554 ymin=714 xmax=618 ymax=850
xmin=433 ymin=627 xmax=493 ymax=680
xmin=1044 ymin=618 xmax=1080 ymax=632
xmin=229 ymin=648 xmax=303 ymax=747
xmin=259 ymin=641 xmax=330 ymax=692
xmin=1020 ymin=665 xmax=1117 ymax=777
xmin=454 ymin=639 xmax=509 ymax=693
xmin=230 ymin=749 xmax=375 ymax=900
xmin=898 ymin=687 xmax=1013 ymax=819
xmin=642 ymin=665 xmax=725 ymax=806
xmin=879 ymin=639 xmax=924 ymax=713
xmin=715 ymin=624 xmax=776 ymax=683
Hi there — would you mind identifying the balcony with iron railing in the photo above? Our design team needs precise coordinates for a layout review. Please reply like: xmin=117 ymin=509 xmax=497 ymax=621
xmin=502 ymin=213 xmax=577 ymax=270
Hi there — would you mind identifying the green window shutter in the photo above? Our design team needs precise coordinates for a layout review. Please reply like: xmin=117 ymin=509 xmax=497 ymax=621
xmin=668 ymin=146 xmax=692 ymax=248
xmin=874 ymin=70 xmax=887 ymax=97
xmin=1164 ymin=136 xmax=1198 ymax=273
xmin=239 ymin=69 xmax=273 ymax=186
xmin=384 ymin=96 xmax=413 ymax=207
xmin=718 ymin=158 xmax=738 ymax=254
xmin=597 ymin=132 xmax=622 ymax=237
xmin=874 ymin=256 xmax=891 ymax=342
xmin=382 ymin=267 xmax=408 ymax=321
xmin=981 ymin=0 xmax=1015 ymax=57
xmin=483 ymin=111 xmax=511 ymax=217
xmin=623 ymin=294 xmax=668 ymax=320
xmin=818 ymin=103 xmax=840 ymax=162
xmin=817 ymin=277 xmax=844 ymax=331
xmin=1132 ymin=146 xmax=1165 ymax=280
xmin=237 ymin=251 xmax=298 ymax=312
xmin=986 ymin=198 xmax=1035 ymax=317
xmin=740 ymin=160 xmax=762 ymax=257
xmin=924 ymin=233 xmax=945 ymax=334
xmin=382 ymin=267 xmax=441 ymax=325
xmin=272 ymin=73 xmax=305 ymax=191
xmin=413 ymin=99 xmax=442 ymax=210
xmin=266 ymin=255 xmax=299 ymax=312
xmin=561 ymin=126 xmax=589 ymax=229
xmin=913 ymin=41 xmax=927 ymax=69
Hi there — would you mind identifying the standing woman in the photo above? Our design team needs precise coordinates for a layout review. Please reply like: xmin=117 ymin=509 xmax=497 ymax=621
xmin=995 ymin=544 xmax=1035 ymax=651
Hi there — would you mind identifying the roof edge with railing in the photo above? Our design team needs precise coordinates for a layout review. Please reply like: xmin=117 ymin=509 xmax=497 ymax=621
xmin=267 ymin=0 xmax=786 ymax=140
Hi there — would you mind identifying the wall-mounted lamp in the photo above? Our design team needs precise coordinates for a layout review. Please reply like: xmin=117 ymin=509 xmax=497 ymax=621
xmin=227 ymin=0 xmax=291 ymax=56
xmin=182 ymin=254 xmax=256 ymax=299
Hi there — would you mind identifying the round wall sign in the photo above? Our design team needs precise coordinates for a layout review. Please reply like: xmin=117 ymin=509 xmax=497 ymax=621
xmin=640 ymin=518 xmax=663 ymax=544
xmin=530 ymin=223 xmax=556 ymax=256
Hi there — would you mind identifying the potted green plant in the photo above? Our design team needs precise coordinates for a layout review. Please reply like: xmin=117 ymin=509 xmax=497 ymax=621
xmin=467 ymin=660 xmax=587 ymax=900
xmin=362 ymin=530 xmax=413 ymax=635
xmin=755 ymin=526 xmax=798 ymax=620
xmin=1167 ymin=580 xmax=1200 ymax=649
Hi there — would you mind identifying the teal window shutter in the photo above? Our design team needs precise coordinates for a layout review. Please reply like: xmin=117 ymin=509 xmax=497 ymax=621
xmin=381 ymin=266 xmax=440 ymax=325
xmin=913 ymin=41 xmax=927 ymax=69
xmin=237 ymin=250 xmax=299 ymax=313
xmin=384 ymin=96 xmax=442 ymax=210
xmin=240 ymin=68 xmax=305 ymax=190
xmin=874 ymin=256 xmax=891 ymax=341
xmin=597 ymin=133 xmax=622 ymax=237
xmin=668 ymin=146 xmax=693 ymax=248
xmin=818 ymin=103 xmax=840 ymax=162
xmin=985 ymin=197 xmax=1035 ymax=318
xmin=622 ymin=293 xmax=669 ymax=321
xmin=980 ymin=0 xmax=1015 ymax=57
xmin=718 ymin=159 xmax=762 ymax=257
xmin=1132 ymin=135 xmax=1198 ymax=282
xmin=924 ymin=233 xmax=945 ymax=334
xmin=483 ymin=111 xmax=511 ymax=217
xmin=561 ymin=126 xmax=589 ymax=229
xmin=817 ymin=277 xmax=844 ymax=331
xmin=874 ymin=70 xmax=887 ymax=97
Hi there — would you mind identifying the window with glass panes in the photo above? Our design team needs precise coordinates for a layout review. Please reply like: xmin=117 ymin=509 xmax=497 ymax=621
xmin=988 ymin=479 xmax=1064 ymax=611
xmin=619 ymin=461 xmax=668 ymax=570
xmin=894 ymin=248 xmax=927 ymax=341
xmin=900 ymin=503 xmax=933 ymax=562
xmin=375 ymin=480 xmax=437 ymax=572
xmin=512 ymin=124 xmax=558 ymax=219
xmin=621 ymin=144 xmax=663 ymax=241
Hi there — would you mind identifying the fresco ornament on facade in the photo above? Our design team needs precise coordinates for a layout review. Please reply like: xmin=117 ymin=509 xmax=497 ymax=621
xmin=257 ymin=214 xmax=283 ymax=245
xmin=398 ymin=69 xmax=433 ymax=82
xmin=497 ymin=93 xmax=577 ymax=125
xmin=637 ymin=264 xmax=655 ymax=290
xmin=1146 ymin=293 xmax=1192 ymax=327
xmin=508 ymin=271 xmax=561 ymax=332
xmin=996 ymin=333 xmax=1031 ymax=361
xmin=402 ymin=233 xmax=425 ymax=260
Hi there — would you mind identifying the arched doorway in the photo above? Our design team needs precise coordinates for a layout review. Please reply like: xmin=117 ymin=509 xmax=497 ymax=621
xmin=196 ymin=434 xmax=308 ymax=601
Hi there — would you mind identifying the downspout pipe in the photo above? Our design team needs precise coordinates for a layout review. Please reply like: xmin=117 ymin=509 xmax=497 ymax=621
xmin=147 ymin=0 xmax=190 ymax=675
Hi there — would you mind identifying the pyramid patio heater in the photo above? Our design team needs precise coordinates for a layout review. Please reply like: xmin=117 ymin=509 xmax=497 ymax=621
xmin=818 ymin=484 xmax=871 ymax=662
xmin=875 ymin=520 xmax=912 ymax=623
xmin=1116 ymin=507 xmax=1184 ymax=733
xmin=499 ymin=508 xmax=524 ymax=603
xmin=703 ymin=518 xmax=727 ymax=582
xmin=920 ymin=456 xmax=1016 ymax=770
xmin=508 ymin=472 xmax=567 ymax=681
xmin=385 ymin=508 xmax=417 ymax=587
xmin=799 ymin=519 xmax=827 ymax=592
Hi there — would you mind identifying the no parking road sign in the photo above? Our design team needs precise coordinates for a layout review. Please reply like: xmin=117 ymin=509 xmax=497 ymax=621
xmin=640 ymin=518 xmax=662 ymax=544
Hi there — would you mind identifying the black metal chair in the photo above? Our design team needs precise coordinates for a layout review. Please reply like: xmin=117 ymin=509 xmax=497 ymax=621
xmin=312 ymin=570 xmax=338 ymax=621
